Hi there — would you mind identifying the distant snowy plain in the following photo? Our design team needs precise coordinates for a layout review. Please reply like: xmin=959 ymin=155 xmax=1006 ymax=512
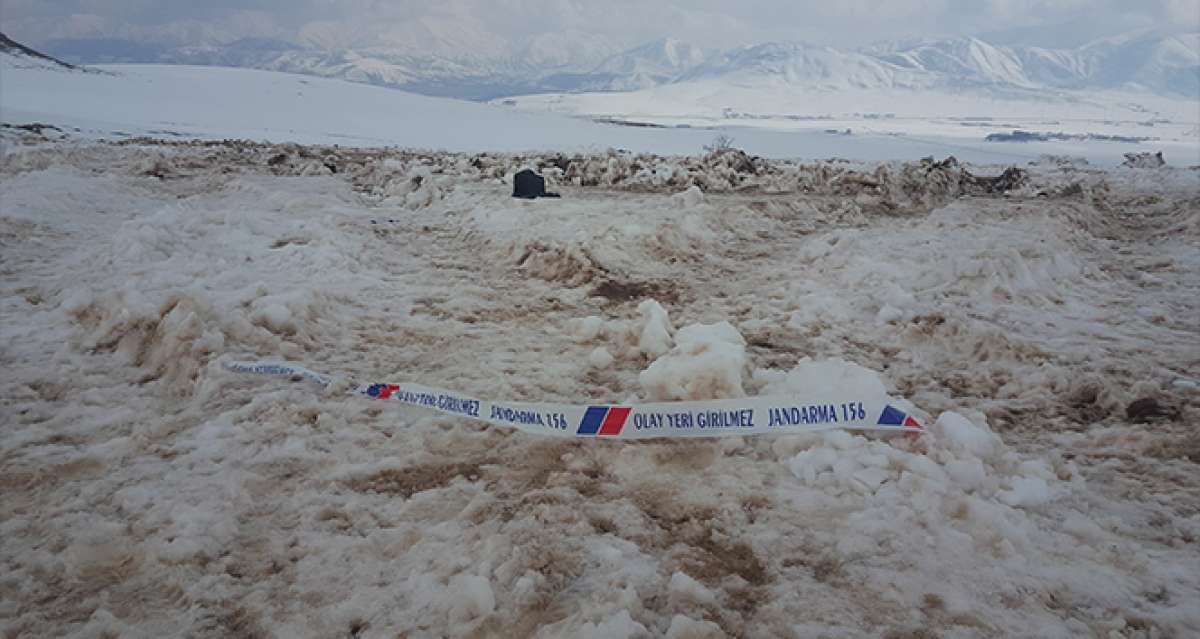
xmin=2 ymin=61 xmax=1197 ymax=166
xmin=497 ymin=78 xmax=1200 ymax=168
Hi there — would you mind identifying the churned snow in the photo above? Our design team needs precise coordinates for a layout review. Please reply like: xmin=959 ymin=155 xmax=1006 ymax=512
xmin=1 ymin=134 xmax=1199 ymax=637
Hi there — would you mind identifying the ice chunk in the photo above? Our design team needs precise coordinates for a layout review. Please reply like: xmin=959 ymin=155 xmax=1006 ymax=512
xmin=998 ymin=476 xmax=1054 ymax=507
xmin=636 ymin=299 xmax=674 ymax=358
xmin=639 ymin=321 xmax=747 ymax=401
xmin=74 ymin=609 xmax=128 ymax=639
xmin=901 ymin=454 xmax=950 ymax=483
xmin=576 ymin=610 xmax=648 ymax=639
xmin=448 ymin=574 xmax=495 ymax=622
xmin=589 ymin=347 xmax=615 ymax=369
xmin=789 ymin=446 xmax=841 ymax=484
xmin=670 ymin=185 xmax=705 ymax=208
xmin=823 ymin=429 xmax=861 ymax=451
xmin=666 ymin=615 xmax=724 ymax=639
xmin=933 ymin=412 xmax=998 ymax=459
xmin=568 ymin=316 xmax=605 ymax=342
xmin=674 ymin=320 xmax=744 ymax=350
xmin=876 ymin=304 xmax=903 ymax=324
xmin=851 ymin=466 xmax=890 ymax=494
xmin=1061 ymin=511 xmax=1108 ymax=543
xmin=250 ymin=302 xmax=295 ymax=334
xmin=756 ymin=357 xmax=889 ymax=400
xmin=668 ymin=571 xmax=717 ymax=607
xmin=945 ymin=458 xmax=988 ymax=491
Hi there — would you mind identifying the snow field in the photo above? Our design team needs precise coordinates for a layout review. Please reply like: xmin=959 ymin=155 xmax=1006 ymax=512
xmin=6 ymin=60 xmax=1198 ymax=166
xmin=498 ymin=78 xmax=1200 ymax=166
xmin=1 ymin=140 xmax=1198 ymax=637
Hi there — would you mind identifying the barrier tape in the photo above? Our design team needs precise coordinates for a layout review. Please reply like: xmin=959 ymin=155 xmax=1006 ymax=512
xmin=226 ymin=360 xmax=924 ymax=440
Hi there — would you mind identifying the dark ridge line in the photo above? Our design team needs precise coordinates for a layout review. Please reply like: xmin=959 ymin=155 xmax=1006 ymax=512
xmin=0 ymin=31 xmax=78 ymax=69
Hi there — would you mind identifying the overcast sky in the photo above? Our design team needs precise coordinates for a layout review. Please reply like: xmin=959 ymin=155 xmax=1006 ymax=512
xmin=4 ymin=0 xmax=1198 ymax=53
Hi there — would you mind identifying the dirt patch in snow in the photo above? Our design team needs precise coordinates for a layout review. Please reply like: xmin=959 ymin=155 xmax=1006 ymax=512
xmin=347 ymin=459 xmax=494 ymax=498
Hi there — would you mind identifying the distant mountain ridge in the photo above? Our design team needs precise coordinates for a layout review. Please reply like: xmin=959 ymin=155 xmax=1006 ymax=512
xmin=27 ymin=29 xmax=1200 ymax=100
xmin=866 ymin=31 xmax=1200 ymax=95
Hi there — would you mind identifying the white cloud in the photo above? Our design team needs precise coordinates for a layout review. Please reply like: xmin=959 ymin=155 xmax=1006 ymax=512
xmin=3 ymin=0 xmax=1193 ymax=53
xmin=1163 ymin=0 xmax=1200 ymax=25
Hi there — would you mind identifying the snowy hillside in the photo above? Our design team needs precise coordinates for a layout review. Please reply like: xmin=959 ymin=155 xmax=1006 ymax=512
xmin=0 ymin=32 xmax=83 ymax=72
xmin=0 ymin=62 xmax=625 ymax=152
xmin=38 ymin=34 xmax=623 ymax=101
xmin=871 ymin=38 xmax=1039 ymax=88
xmin=1078 ymin=31 xmax=1200 ymax=96
xmin=589 ymin=38 xmax=712 ymax=90
xmin=679 ymin=42 xmax=931 ymax=91
xmin=10 ymin=59 xmax=1194 ymax=165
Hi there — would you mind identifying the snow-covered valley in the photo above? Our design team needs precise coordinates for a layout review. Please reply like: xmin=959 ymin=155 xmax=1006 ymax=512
xmin=496 ymin=77 xmax=1200 ymax=168
xmin=2 ymin=133 xmax=1198 ymax=637
xmin=3 ymin=59 xmax=1198 ymax=168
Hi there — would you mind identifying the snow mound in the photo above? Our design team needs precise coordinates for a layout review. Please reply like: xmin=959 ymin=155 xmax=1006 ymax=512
xmin=640 ymin=320 xmax=748 ymax=401
xmin=1122 ymin=151 xmax=1167 ymax=168
xmin=636 ymin=299 xmax=675 ymax=359
xmin=932 ymin=410 xmax=1000 ymax=459
xmin=665 ymin=614 xmax=724 ymax=639
xmin=588 ymin=346 xmax=615 ymax=369
xmin=64 ymin=291 xmax=230 ymax=393
xmin=670 ymin=184 xmax=705 ymax=208
xmin=373 ymin=163 xmax=455 ymax=209
xmin=448 ymin=574 xmax=495 ymax=623
xmin=0 ymin=167 xmax=380 ymax=396
xmin=786 ymin=410 xmax=1075 ymax=583
xmin=567 ymin=316 xmax=605 ymax=342
xmin=458 ymin=184 xmax=728 ymax=287
xmin=775 ymin=405 xmax=1085 ymax=625
xmin=0 ymin=33 xmax=82 ymax=72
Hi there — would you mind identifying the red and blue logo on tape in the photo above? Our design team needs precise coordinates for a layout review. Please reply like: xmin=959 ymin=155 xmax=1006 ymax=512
xmin=576 ymin=406 xmax=632 ymax=436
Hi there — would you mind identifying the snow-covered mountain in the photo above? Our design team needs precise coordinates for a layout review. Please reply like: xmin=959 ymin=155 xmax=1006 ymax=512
xmin=30 ymin=29 xmax=1200 ymax=100
xmin=870 ymin=38 xmax=1038 ymax=88
xmin=670 ymin=33 xmax=1197 ymax=98
xmin=1076 ymin=31 xmax=1200 ymax=96
xmin=254 ymin=48 xmax=538 ymax=101
xmin=37 ymin=35 xmax=616 ymax=100
xmin=588 ymin=38 xmax=711 ymax=90
xmin=494 ymin=30 xmax=1197 ymax=155
xmin=680 ymin=42 xmax=931 ymax=91
xmin=870 ymin=32 xmax=1199 ymax=96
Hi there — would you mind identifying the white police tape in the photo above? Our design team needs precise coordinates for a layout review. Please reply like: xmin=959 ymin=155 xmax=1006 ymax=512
xmin=225 ymin=360 xmax=924 ymax=439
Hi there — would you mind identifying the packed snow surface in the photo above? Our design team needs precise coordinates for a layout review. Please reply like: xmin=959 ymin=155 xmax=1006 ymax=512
xmin=1 ymin=137 xmax=1199 ymax=637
